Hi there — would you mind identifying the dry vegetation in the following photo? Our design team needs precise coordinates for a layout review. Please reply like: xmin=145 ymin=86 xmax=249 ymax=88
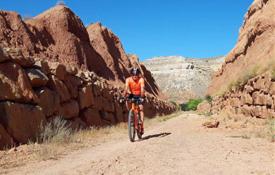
xmin=216 ymin=59 xmax=275 ymax=97
xmin=0 ymin=112 xmax=182 ymax=172
xmin=206 ymin=111 xmax=275 ymax=142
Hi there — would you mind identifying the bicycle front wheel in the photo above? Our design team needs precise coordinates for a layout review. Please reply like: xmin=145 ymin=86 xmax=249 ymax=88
xmin=137 ymin=114 xmax=142 ymax=140
xmin=128 ymin=110 xmax=135 ymax=142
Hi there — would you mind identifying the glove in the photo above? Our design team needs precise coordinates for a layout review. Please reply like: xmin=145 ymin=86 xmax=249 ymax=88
xmin=119 ymin=97 xmax=125 ymax=104
xmin=139 ymin=97 xmax=144 ymax=103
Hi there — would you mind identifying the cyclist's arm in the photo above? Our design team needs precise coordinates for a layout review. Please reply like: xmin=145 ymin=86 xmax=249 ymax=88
xmin=140 ymin=78 xmax=145 ymax=97
xmin=124 ymin=78 xmax=131 ymax=97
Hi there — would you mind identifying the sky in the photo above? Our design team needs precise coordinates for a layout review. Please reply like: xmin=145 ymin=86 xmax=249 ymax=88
xmin=0 ymin=0 xmax=253 ymax=60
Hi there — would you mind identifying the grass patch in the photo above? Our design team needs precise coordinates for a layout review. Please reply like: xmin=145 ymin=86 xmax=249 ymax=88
xmin=38 ymin=117 xmax=75 ymax=144
xmin=1 ymin=112 xmax=182 ymax=168
xmin=266 ymin=118 xmax=275 ymax=142
xmin=181 ymin=99 xmax=203 ymax=111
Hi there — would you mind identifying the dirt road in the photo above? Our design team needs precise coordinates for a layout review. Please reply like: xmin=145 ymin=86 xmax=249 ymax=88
xmin=4 ymin=113 xmax=275 ymax=175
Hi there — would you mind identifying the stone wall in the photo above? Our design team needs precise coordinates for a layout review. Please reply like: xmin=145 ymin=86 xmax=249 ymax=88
xmin=209 ymin=72 xmax=275 ymax=119
xmin=0 ymin=48 xmax=176 ymax=149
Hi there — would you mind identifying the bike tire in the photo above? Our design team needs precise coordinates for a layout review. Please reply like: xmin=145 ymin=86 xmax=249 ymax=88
xmin=128 ymin=110 xmax=135 ymax=142
xmin=137 ymin=114 xmax=142 ymax=140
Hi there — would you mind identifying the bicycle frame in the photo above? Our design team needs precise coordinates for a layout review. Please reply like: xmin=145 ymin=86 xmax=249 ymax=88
xmin=131 ymin=102 xmax=141 ymax=130
xmin=127 ymin=97 xmax=143 ymax=142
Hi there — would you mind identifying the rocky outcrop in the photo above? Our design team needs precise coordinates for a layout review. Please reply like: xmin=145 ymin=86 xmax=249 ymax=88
xmin=87 ymin=23 xmax=130 ymax=83
xmin=209 ymin=72 xmax=275 ymax=119
xmin=87 ymin=24 xmax=160 ymax=96
xmin=0 ymin=48 xmax=176 ymax=149
xmin=0 ymin=5 xmax=176 ymax=149
xmin=0 ymin=6 xmax=161 ymax=98
xmin=143 ymin=56 xmax=224 ymax=102
xmin=204 ymin=0 xmax=275 ymax=119
xmin=0 ymin=6 xmax=121 ymax=81
xmin=207 ymin=0 xmax=275 ymax=95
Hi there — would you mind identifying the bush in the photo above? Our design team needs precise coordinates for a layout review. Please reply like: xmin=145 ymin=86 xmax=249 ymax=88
xmin=38 ymin=117 xmax=74 ymax=144
xmin=205 ymin=95 xmax=212 ymax=103
xmin=181 ymin=98 xmax=203 ymax=111
xmin=169 ymin=101 xmax=181 ymax=111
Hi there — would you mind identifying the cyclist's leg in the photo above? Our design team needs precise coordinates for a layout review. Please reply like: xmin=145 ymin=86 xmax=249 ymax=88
xmin=126 ymin=100 xmax=131 ymax=111
xmin=139 ymin=104 xmax=144 ymax=134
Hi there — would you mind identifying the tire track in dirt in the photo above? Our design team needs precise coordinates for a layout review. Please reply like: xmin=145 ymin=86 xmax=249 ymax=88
xmin=4 ymin=113 xmax=275 ymax=175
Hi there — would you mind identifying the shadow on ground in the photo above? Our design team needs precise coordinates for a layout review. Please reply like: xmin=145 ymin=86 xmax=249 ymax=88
xmin=141 ymin=132 xmax=171 ymax=141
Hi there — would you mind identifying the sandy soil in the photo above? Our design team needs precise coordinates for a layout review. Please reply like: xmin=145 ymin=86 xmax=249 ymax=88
xmin=1 ymin=113 xmax=275 ymax=175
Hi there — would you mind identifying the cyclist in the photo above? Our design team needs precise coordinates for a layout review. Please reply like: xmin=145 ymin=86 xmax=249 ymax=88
xmin=124 ymin=67 xmax=145 ymax=135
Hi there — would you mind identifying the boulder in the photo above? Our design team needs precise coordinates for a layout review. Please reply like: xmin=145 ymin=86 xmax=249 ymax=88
xmin=0 ymin=102 xmax=45 ymax=143
xmin=114 ymin=103 xmax=125 ymax=122
xmin=81 ymin=108 xmax=102 ymax=126
xmin=48 ymin=75 xmax=71 ymax=102
xmin=240 ymin=105 xmax=253 ymax=117
xmin=243 ymin=85 xmax=254 ymax=94
xmin=0 ymin=48 xmax=10 ymax=63
xmin=59 ymin=100 xmax=79 ymax=119
xmin=26 ymin=68 xmax=49 ymax=87
xmin=78 ymin=84 xmax=94 ymax=109
xmin=0 ymin=62 xmax=38 ymax=103
xmin=33 ymin=60 xmax=51 ymax=75
xmin=269 ymin=82 xmax=275 ymax=95
xmin=36 ymin=88 xmax=60 ymax=117
xmin=252 ymin=91 xmax=273 ymax=106
xmin=251 ymin=106 xmax=269 ymax=119
xmin=69 ymin=117 xmax=87 ymax=130
xmin=229 ymin=97 xmax=242 ymax=107
xmin=202 ymin=120 xmax=220 ymax=128
xmin=240 ymin=93 xmax=253 ymax=105
xmin=0 ymin=124 xmax=14 ymax=149
xmin=48 ymin=62 xmax=67 ymax=81
xmin=253 ymin=75 xmax=271 ymax=92
xmin=4 ymin=48 xmax=35 ymax=67
xmin=64 ymin=74 xmax=82 ymax=98
xmin=101 ymin=112 xmax=116 ymax=124
xmin=197 ymin=101 xmax=211 ymax=114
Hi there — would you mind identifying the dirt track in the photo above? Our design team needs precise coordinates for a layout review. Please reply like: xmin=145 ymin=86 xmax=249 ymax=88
xmin=4 ymin=113 xmax=275 ymax=175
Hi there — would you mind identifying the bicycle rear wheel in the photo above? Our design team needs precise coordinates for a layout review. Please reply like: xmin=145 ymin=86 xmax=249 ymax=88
xmin=128 ymin=110 xmax=135 ymax=142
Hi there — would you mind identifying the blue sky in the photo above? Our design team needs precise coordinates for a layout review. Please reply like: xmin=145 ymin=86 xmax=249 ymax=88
xmin=0 ymin=0 xmax=253 ymax=60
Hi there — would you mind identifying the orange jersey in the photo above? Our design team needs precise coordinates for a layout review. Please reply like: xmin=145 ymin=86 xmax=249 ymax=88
xmin=126 ymin=77 xmax=145 ymax=96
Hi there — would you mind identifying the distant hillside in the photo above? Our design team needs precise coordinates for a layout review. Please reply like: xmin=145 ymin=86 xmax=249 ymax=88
xmin=143 ymin=56 xmax=224 ymax=102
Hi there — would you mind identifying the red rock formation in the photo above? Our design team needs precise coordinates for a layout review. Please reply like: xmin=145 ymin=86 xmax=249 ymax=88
xmin=0 ymin=5 xmax=110 ymax=76
xmin=87 ymin=23 xmax=130 ymax=82
xmin=87 ymin=23 xmax=160 ymax=96
xmin=0 ymin=6 xmax=160 ymax=98
xmin=0 ymin=5 xmax=175 ymax=148
xmin=207 ymin=0 xmax=275 ymax=95
xmin=0 ymin=48 xmax=176 ymax=149
xmin=209 ymin=72 xmax=275 ymax=119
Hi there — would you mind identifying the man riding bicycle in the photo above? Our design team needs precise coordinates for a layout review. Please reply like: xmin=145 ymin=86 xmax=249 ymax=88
xmin=124 ymin=67 xmax=145 ymax=135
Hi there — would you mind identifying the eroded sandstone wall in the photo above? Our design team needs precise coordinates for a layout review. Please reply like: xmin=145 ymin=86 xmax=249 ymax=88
xmin=207 ymin=0 xmax=275 ymax=95
xmin=0 ymin=48 xmax=176 ymax=149
xmin=209 ymin=72 xmax=275 ymax=118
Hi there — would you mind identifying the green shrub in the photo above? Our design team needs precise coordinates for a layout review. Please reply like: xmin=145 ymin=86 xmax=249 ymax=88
xmin=181 ymin=98 xmax=203 ymax=111
xmin=205 ymin=95 xmax=212 ymax=103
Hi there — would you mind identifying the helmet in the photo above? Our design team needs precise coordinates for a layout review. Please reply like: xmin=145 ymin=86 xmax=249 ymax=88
xmin=130 ymin=67 xmax=141 ymax=76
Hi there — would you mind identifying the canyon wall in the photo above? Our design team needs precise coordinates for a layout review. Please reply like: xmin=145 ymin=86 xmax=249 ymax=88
xmin=0 ymin=5 xmax=175 ymax=148
xmin=143 ymin=56 xmax=224 ymax=102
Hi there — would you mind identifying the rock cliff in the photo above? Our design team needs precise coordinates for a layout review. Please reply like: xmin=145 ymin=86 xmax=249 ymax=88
xmin=143 ymin=56 xmax=224 ymax=102
xmin=203 ymin=0 xmax=275 ymax=119
xmin=207 ymin=0 xmax=275 ymax=96
xmin=0 ymin=5 xmax=175 ymax=148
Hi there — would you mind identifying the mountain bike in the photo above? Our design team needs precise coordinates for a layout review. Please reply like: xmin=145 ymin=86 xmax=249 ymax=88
xmin=120 ymin=96 xmax=144 ymax=142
